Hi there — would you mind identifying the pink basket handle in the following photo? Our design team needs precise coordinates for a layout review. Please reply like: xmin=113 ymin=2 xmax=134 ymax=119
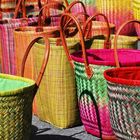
xmin=83 ymin=13 xmax=111 ymax=49
xmin=60 ymin=13 xmax=93 ymax=79
xmin=114 ymin=20 xmax=140 ymax=68
xmin=21 ymin=34 xmax=50 ymax=87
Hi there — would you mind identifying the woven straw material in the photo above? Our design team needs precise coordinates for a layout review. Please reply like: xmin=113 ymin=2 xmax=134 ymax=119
xmin=132 ymin=0 xmax=140 ymax=36
xmin=89 ymin=21 xmax=115 ymax=36
xmin=89 ymin=35 xmax=138 ymax=49
xmin=95 ymin=0 xmax=135 ymax=35
xmin=104 ymin=68 xmax=140 ymax=140
xmin=0 ymin=17 xmax=38 ymax=75
xmin=33 ymin=38 xmax=81 ymax=128
xmin=74 ymin=61 xmax=115 ymax=138
xmin=14 ymin=26 xmax=58 ymax=79
xmin=0 ymin=73 xmax=35 ymax=140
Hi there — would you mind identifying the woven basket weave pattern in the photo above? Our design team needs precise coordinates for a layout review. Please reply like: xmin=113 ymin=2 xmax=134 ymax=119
xmin=33 ymin=38 xmax=80 ymax=128
xmin=107 ymin=81 xmax=140 ymax=140
xmin=74 ymin=61 xmax=114 ymax=137
xmin=90 ymin=35 xmax=137 ymax=49
xmin=0 ymin=74 xmax=35 ymax=140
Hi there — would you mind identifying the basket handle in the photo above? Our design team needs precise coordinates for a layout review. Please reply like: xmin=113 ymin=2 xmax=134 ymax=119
xmin=21 ymin=34 xmax=50 ymax=87
xmin=60 ymin=13 xmax=93 ymax=79
xmin=37 ymin=1 xmax=65 ymax=28
xmin=65 ymin=0 xmax=88 ymax=23
xmin=83 ymin=13 xmax=111 ymax=49
xmin=114 ymin=20 xmax=140 ymax=67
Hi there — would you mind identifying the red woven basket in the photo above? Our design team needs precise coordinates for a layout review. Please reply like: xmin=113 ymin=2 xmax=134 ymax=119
xmin=104 ymin=67 xmax=140 ymax=140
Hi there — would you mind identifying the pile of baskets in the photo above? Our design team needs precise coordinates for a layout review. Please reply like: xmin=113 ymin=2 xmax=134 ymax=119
xmin=0 ymin=0 xmax=139 ymax=140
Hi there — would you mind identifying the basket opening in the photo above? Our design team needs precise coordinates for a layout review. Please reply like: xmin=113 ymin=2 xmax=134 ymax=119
xmin=104 ymin=67 xmax=140 ymax=86
xmin=106 ymin=69 xmax=140 ymax=80
xmin=0 ymin=77 xmax=32 ymax=92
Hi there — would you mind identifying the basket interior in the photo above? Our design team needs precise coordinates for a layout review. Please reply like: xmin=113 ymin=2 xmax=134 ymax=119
xmin=104 ymin=67 xmax=140 ymax=86
xmin=0 ymin=74 xmax=35 ymax=92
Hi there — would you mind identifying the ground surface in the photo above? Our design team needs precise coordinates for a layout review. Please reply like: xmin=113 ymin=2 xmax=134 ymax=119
xmin=31 ymin=115 xmax=100 ymax=140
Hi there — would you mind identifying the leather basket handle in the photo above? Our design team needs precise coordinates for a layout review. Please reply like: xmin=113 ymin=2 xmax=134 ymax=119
xmin=36 ymin=1 xmax=65 ymax=29
xmin=114 ymin=20 xmax=140 ymax=67
xmin=83 ymin=13 xmax=111 ymax=49
xmin=65 ymin=0 xmax=88 ymax=23
xmin=60 ymin=13 xmax=93 ymax=79
xmin=21 ymin=34 xmax=50 ymax=87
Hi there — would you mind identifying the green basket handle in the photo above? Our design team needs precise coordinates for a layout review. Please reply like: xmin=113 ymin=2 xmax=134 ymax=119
xmin=21 ymin=34 xmax=50 ymax=87
xmin=60 ymin=13 xmax=93 ymax=79
xmin=83 ymin=13 xmax=111 ymax=49
xmin=114 ymin=20 xmax=140 ymax=68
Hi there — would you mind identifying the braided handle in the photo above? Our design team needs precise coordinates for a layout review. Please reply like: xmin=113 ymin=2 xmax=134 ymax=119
xmin=83 ymin=13 xmax=111 ymax=49
xmin=60 ymin=13 xmax=93 ymax=79
xmin=21 ymin=34 xmax=50 ymax=87
xmin=114 ymin=20 xmax=140 ymax=67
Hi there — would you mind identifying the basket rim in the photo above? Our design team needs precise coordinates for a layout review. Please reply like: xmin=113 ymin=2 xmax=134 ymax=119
xmin=0 ymin=74 xmax=35 ymax=96
xmin=104 ymin=67 xmax=140 ymax=86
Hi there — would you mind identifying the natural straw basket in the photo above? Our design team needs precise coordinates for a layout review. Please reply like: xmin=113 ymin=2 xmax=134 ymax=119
xmin=132 ymin=0 xmax=140 ymax=36
xmin=60 ymin=13 xmax=140 ymax=139
xmin=33 ymin=37 xmax=81 ymax=128
xmin=95 ymin=0 xmax=135 ymax=35
xmin=14 ymin=1 xmax=65 ymax=79
xmin=0 ymin=34 xmax=50 ymax=140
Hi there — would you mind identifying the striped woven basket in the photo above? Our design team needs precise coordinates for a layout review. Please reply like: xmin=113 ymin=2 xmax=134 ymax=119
xmin=0 ymin=0 xmax=38 ymax=75
xmin=32 ymin=37 xmax=81 ymax=128
xmin=95 ymin=0 xmax=135 ymax=35
xmin=0 ymin=35 xmax=50 ymax=140
xmin=60 ymin=14 xmax=140 ymax=139
xmin=132 ymin=0 xmax=140 ymax=36
xmin=104 ymin=67 xmax=140 ymax=140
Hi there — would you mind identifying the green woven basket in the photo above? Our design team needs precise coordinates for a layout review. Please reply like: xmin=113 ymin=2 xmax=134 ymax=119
xmin=0 ymin=74 xmax=35 ymax=140
xmin=0 ymin=35 xmax=50 ymax=140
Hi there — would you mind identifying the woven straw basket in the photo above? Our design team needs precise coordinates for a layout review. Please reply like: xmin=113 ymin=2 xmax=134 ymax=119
xmin=0 ymin=34 xmax=50 ymax=140
xmin=14 ymin=1 xmax=65 ymax=79
xmin=14 ymin=26 xmax=59 ymax=79
xmin=33 ymin=37 xmax=81 ymax=128
xmin=104 ymin=67 xmax=140 ymax=140
xmin=132 ymin=0 xmax=140 ymax=36
xmin=95 ymin=0 xmax=135 ymax=35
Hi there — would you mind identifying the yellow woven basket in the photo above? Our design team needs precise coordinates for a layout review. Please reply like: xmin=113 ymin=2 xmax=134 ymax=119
xmin=32 ymin=37 xmax=81 ymax=128
xmin=132 ymin=0 xmax=140 ymax=36
xmin=95 ymin=0 xmax=135 ymax=35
